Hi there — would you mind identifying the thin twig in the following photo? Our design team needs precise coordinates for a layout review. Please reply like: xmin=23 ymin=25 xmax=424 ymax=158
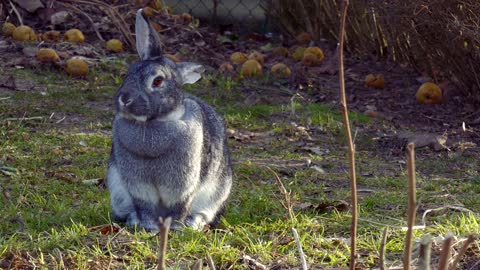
xmin=268 ymin=167 xmax=294 ymax=221
xmin=379 ymin=227 xmax=388 ymax=270
xmin=418 ymin=235 xmax=432 ymax=270
xmin=438 ymin=234 xmax=454 ymax=270
xmin=8 ymin=0 xmax=22 ymax=25
xmin=267 ymin=167 xmax=307 ymax=270
xmin=403 ymin=143 xmax=417 ymax=270
xmin=157 ymin=217 xmax=172 ymax=270
xmin=337 ymin=1 xmax=356 ymax=269
xmin=449 ymin=235 xmax=477 ymax=270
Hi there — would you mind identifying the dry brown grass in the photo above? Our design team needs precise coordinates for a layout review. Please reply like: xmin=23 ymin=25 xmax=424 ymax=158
xmin=264 ymin=0 xmax=480 ymax=102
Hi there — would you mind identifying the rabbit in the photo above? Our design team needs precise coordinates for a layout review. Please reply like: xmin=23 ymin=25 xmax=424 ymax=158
xmin=106 ymin=9 xmax=233 ymax=232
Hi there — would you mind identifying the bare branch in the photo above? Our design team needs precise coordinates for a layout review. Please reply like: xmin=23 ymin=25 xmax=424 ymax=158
xmin=157 ymin=217 xmax=172 ymax=270
xmin=449 ymin=235 xmax=477 ymax=270
xmin=418 ymin=235 xmax=432 ymax=270
xmin=379 ymin=227 xmax=388 ymax=270
xmin=337 ymin=0 xmax=356 ymax=269
xmin=437 ymin=235 xmax=454 ymax=270
xmin=403 ymin=143 xmax=417 ymax=270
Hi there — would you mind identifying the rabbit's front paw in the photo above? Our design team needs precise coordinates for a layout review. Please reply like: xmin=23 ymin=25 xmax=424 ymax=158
xmin=185 ymin=214 xmax=207 ymax=230
xmin=127 ymin=213 xmax=160 ymax=233
xmin=126 ymin=212 xmax=140 ymax=227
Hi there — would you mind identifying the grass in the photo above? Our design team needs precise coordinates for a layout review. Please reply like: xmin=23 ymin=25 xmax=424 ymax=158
xmin=1 ymin=59 xmax=479 ymax=269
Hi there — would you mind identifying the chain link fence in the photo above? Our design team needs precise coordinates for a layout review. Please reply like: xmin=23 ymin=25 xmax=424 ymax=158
xmin=164 ymin=0 xmax=267 ymax=31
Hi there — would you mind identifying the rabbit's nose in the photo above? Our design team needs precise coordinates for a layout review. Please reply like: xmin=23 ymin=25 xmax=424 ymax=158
xmin=119 ymin=94 xmax=133 ymax=107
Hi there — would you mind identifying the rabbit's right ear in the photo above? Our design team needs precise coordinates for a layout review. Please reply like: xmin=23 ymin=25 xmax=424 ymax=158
xmin=135 ymin=9 xmax=163 ymax=60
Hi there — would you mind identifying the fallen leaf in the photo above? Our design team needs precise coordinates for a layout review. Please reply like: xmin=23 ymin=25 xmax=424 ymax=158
xmin=50 ymin=11 xmax=70 ymax=25
xmin=242 ymin=255 xmax=267 ymax=270
xmin=314 ymin=200 xmax=350 ymax=214
xmin=398 ymin=132 xmax=448 ymax=151
xmin=46 ymin=170 xmax=78 ymax=182
xmin=276 ymin=235 xmax=294 ymax=245
xmin=310 ymin=165 xmax=325 ymax=174
xmin=194 ymin=40 xmax=206 ymax=47
xmin=82 ymin=178 xmax=104 ymax=186
xmin=0 ymin=76 xmax=35 ymax=91
xmin=297 ymin=202 xmax=313 ymax=210
xmin=302 ymin=146 xmax=330 ymax=155
xmin=22 ymin=47 xmax=38 ymax=57
xmin=13 ymin=0 xmax=44 ymax=12
xmin=98 ymin=224 xmax=121 ymax=235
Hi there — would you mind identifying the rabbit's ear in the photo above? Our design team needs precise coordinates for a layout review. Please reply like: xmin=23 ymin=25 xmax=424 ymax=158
xmin=135 ymin=9 xmax=162 ymax=60
xmin=177 ymin=63 xmax=205 ymax=85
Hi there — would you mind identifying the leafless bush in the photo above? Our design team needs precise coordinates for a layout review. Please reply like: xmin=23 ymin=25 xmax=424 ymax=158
xmin=264 ymin=0 xmax=480 ymax=102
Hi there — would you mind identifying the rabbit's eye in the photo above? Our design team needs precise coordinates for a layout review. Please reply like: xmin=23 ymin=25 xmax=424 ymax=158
xmin=152 ymin=77 xmax=163 ymax=87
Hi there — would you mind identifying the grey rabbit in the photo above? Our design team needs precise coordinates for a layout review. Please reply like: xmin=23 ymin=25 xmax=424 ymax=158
xmin=106 ymin=9 xmax=232 ymax=232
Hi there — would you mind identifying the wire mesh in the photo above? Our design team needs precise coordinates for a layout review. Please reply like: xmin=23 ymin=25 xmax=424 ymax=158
xmin=164 ymin=0 xmax=266 ymax=30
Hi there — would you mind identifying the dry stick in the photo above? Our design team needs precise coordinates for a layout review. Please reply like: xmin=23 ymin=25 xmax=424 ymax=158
xmin=418 ymin=235 xmax=432 ymax=270
xmin=437 ymin=235 xmax=454 ymax=270
xmin=157 ymin=217 xmax=172 ymax=270
xmin=268 ymin=167 xmax=307 ymax=270
xmin=4 ymin=116 xmax=43 ymax=121
xmin=379 ymin=227 xmax=388 ymax=270
xmin=449 ymin=235 xmax=477 ymax=270
xmin=337 ymin=1 xmax=356 ymax=269
xmin=403 ymin=143 xmax=417 ymax=270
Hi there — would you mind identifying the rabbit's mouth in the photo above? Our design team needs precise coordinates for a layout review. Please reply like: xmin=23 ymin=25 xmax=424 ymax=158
xmin=117 ymin=94 xmax=150 ymax=122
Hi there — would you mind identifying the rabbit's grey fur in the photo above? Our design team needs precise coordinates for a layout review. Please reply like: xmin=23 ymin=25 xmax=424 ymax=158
xmin=106 ymin=9 xmax=232 ymax=232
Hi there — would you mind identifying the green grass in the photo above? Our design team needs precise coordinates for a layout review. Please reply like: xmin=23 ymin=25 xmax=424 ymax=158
xmin=1 ymin=59 xmax=479 ymax=269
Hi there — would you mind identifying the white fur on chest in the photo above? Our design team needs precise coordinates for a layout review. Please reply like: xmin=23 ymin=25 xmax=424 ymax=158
xmin=156 ymin=104 xmax=185 ymax=121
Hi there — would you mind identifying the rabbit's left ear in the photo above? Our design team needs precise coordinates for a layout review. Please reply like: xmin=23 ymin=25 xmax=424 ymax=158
xmin=135 ymin=9 xmax=162 ymax=60
xmin=176 ymin=63 xmax=205 ymax=84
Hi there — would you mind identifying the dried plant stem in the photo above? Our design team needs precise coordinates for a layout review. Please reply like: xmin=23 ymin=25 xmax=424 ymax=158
xmin=438 ymin=235 xmax=454 ymax=270
xmin=4 ymin=116 xmax=43 ymax=122
xmin=403 ymin=143 xmax=416 ymax=270
xmin=337 ymin=1 xmax=356 ymax=269
xmin=379 ymin=227 xmax=388 ymax=270
xmin=157 ymin=217 xmax=172 ymax=270
xmin=449 ymin=235 xmax=477 ymax=270
xmin=418 ymin=235 xmax=432 ymax=270
xmin=268 ymin=167 xmax=307 ymax=270
xmin=8 ymin=0 xmax=22 ymax=25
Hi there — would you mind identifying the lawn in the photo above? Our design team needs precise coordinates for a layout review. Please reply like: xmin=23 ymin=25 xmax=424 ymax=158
xmin=1 ymin=60 xmax=479 ymax=269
